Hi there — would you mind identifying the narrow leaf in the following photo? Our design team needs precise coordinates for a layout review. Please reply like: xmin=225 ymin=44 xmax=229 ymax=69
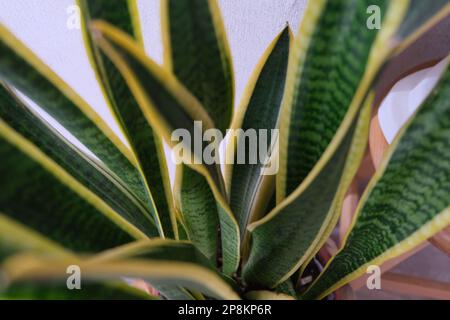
xmin=78 ymin=0 xmax=177 ymax=238
xmin=225 ymin=26 xmax=291 ymax=237
xmin=161 ymin=0 xmax=234 ymax=133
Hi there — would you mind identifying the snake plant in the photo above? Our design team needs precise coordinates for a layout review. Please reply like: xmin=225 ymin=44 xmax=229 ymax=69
xmin=0 ymin=0 xmax=449 ymax=300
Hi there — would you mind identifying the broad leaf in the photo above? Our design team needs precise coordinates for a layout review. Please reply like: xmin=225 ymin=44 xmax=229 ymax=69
xmin=225 ymin=27 xmax=291 ymax=237
xmin=161 ymin=0 xmax=234 ymax=133
xmin=0 ymin=85 xmax=159 ymax=238
xmin=78 ymin=0 xmax=177 ymax=238
xmin=304 ymin=59 xmax=450 ymax=300
xmin=0 ymin=24 xmax=151 ymax=212
xmin=91 ymin=21 xmax=241 ymax=275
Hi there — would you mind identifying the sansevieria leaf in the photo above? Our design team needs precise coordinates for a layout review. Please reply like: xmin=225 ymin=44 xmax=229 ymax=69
xmin=0 ymin=24 xmax=154 ymax=218
xmin=2 ymin=242 xmax=240 ymax=300
xmin=173 ymin=165 xmax=219 ymax=263
xmin=304 ymin=58 xmax=450 ymax=300
xmin=90 ymin=21 xmax=241 ymax=276
xmin=0 ymin=85 xmax=159 ymax=237
xmin=225 ymin=26 xmax=291 ymax=237
xmin=78 ymin=0 xmax=177 ymax=238
xmin=161 ymin=0 xmax=234 ymax=134
xmin=0 ymin=119 xmax=146 ymax=253
xmin=277 ymin=0 xmax=394 ymax=200
xmin=243 ymin=0 xmax=410 ymax=287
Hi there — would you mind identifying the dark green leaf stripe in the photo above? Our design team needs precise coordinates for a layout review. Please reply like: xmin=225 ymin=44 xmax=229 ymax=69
xmin=162 ymin=0 xmax=234 ymax=133
xmin=278 ymin=0 xmax=390 ymax=199
xmin=174 ymin=165 xmax=219 ymax=263
xmin=226 ymin=27 xmax=290 ymax=237
xmin=0 ymin=24 xmax=151 ymax=216
xmin=91 ymin=22 xmax=241 ymax=275
xmin=304 ymin=61 xmax=450 ymax=300
xmin=0 ymin=85 xmax=159 ymax=238
xmin=78 ymin=0 xmax=177 ymax=239
xmin=0 ymin=120 xmax=143 ymax=253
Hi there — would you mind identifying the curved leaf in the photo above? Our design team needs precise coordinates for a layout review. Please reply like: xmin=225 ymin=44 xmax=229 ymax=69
xmin=0 ymin=24 xmax=150 ymax=212
xmin=78 ymin=0 xmax=177 ymax=238
xmin=0 ymin=85 xmax=159 ymax=238
xmin=161 ymin=0 xmax=234 ymax=133
xmin=304 ymin=60 xmax=450 ymax=300
xmin=225 ymin=26 xmax=291 ymax=237
xmin=2 ymin=251 xmax=240 ymax=300
xmin=0 ymin=119 xmax=145 ymax=253
xmin=91 ymin=21 xmax=240 ymax=275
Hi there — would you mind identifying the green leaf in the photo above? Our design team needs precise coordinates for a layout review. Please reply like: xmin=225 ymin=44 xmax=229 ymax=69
xmin=243 ymin=95 xmax=373 ymax=287
xmin=0 ymin=85 xmax=159 ymax=238
xmin=276 ymin=0 xmax=407 ymax=200
xmin=243 ymin=0 xmax=410 ymax=288
xmin=303 ymin=60 xmax=450 ymax=300
xmin=161 ymin=0 xmax=234 ymax=133
xmin=225 ymin=26 xmax=291 ymax=238
xmin=174 ymin=165 xmax=219 ymax=263
xmin=0 ymin=119 xmax=145 ymax=253
xmin=2 ymin=241 xmax=240 ymax=300
xmin=91 ymin=21 xmax=241 ymax=276
xmin=0 ymin=24 xmax=151 ymax=216
xmin=78 ymin=0 xmax=177 ymax=238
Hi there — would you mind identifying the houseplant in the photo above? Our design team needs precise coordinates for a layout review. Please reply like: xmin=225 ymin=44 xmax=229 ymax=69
xmin=0 ymin=0 xmax=449 ymax=300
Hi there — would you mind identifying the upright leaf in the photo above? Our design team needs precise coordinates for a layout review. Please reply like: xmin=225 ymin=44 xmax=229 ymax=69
xmin=0 ymin=24 xmax=151 ymax=213
xmin=78 ymin=0 xmax=177 ymax=238
xmin=161 ymin=0 xmax=234 ymax=133
xmin=225 ymin=27 xmax=291 ymax=237
xmin=304 ymin=60 xmax=450 ymax=300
